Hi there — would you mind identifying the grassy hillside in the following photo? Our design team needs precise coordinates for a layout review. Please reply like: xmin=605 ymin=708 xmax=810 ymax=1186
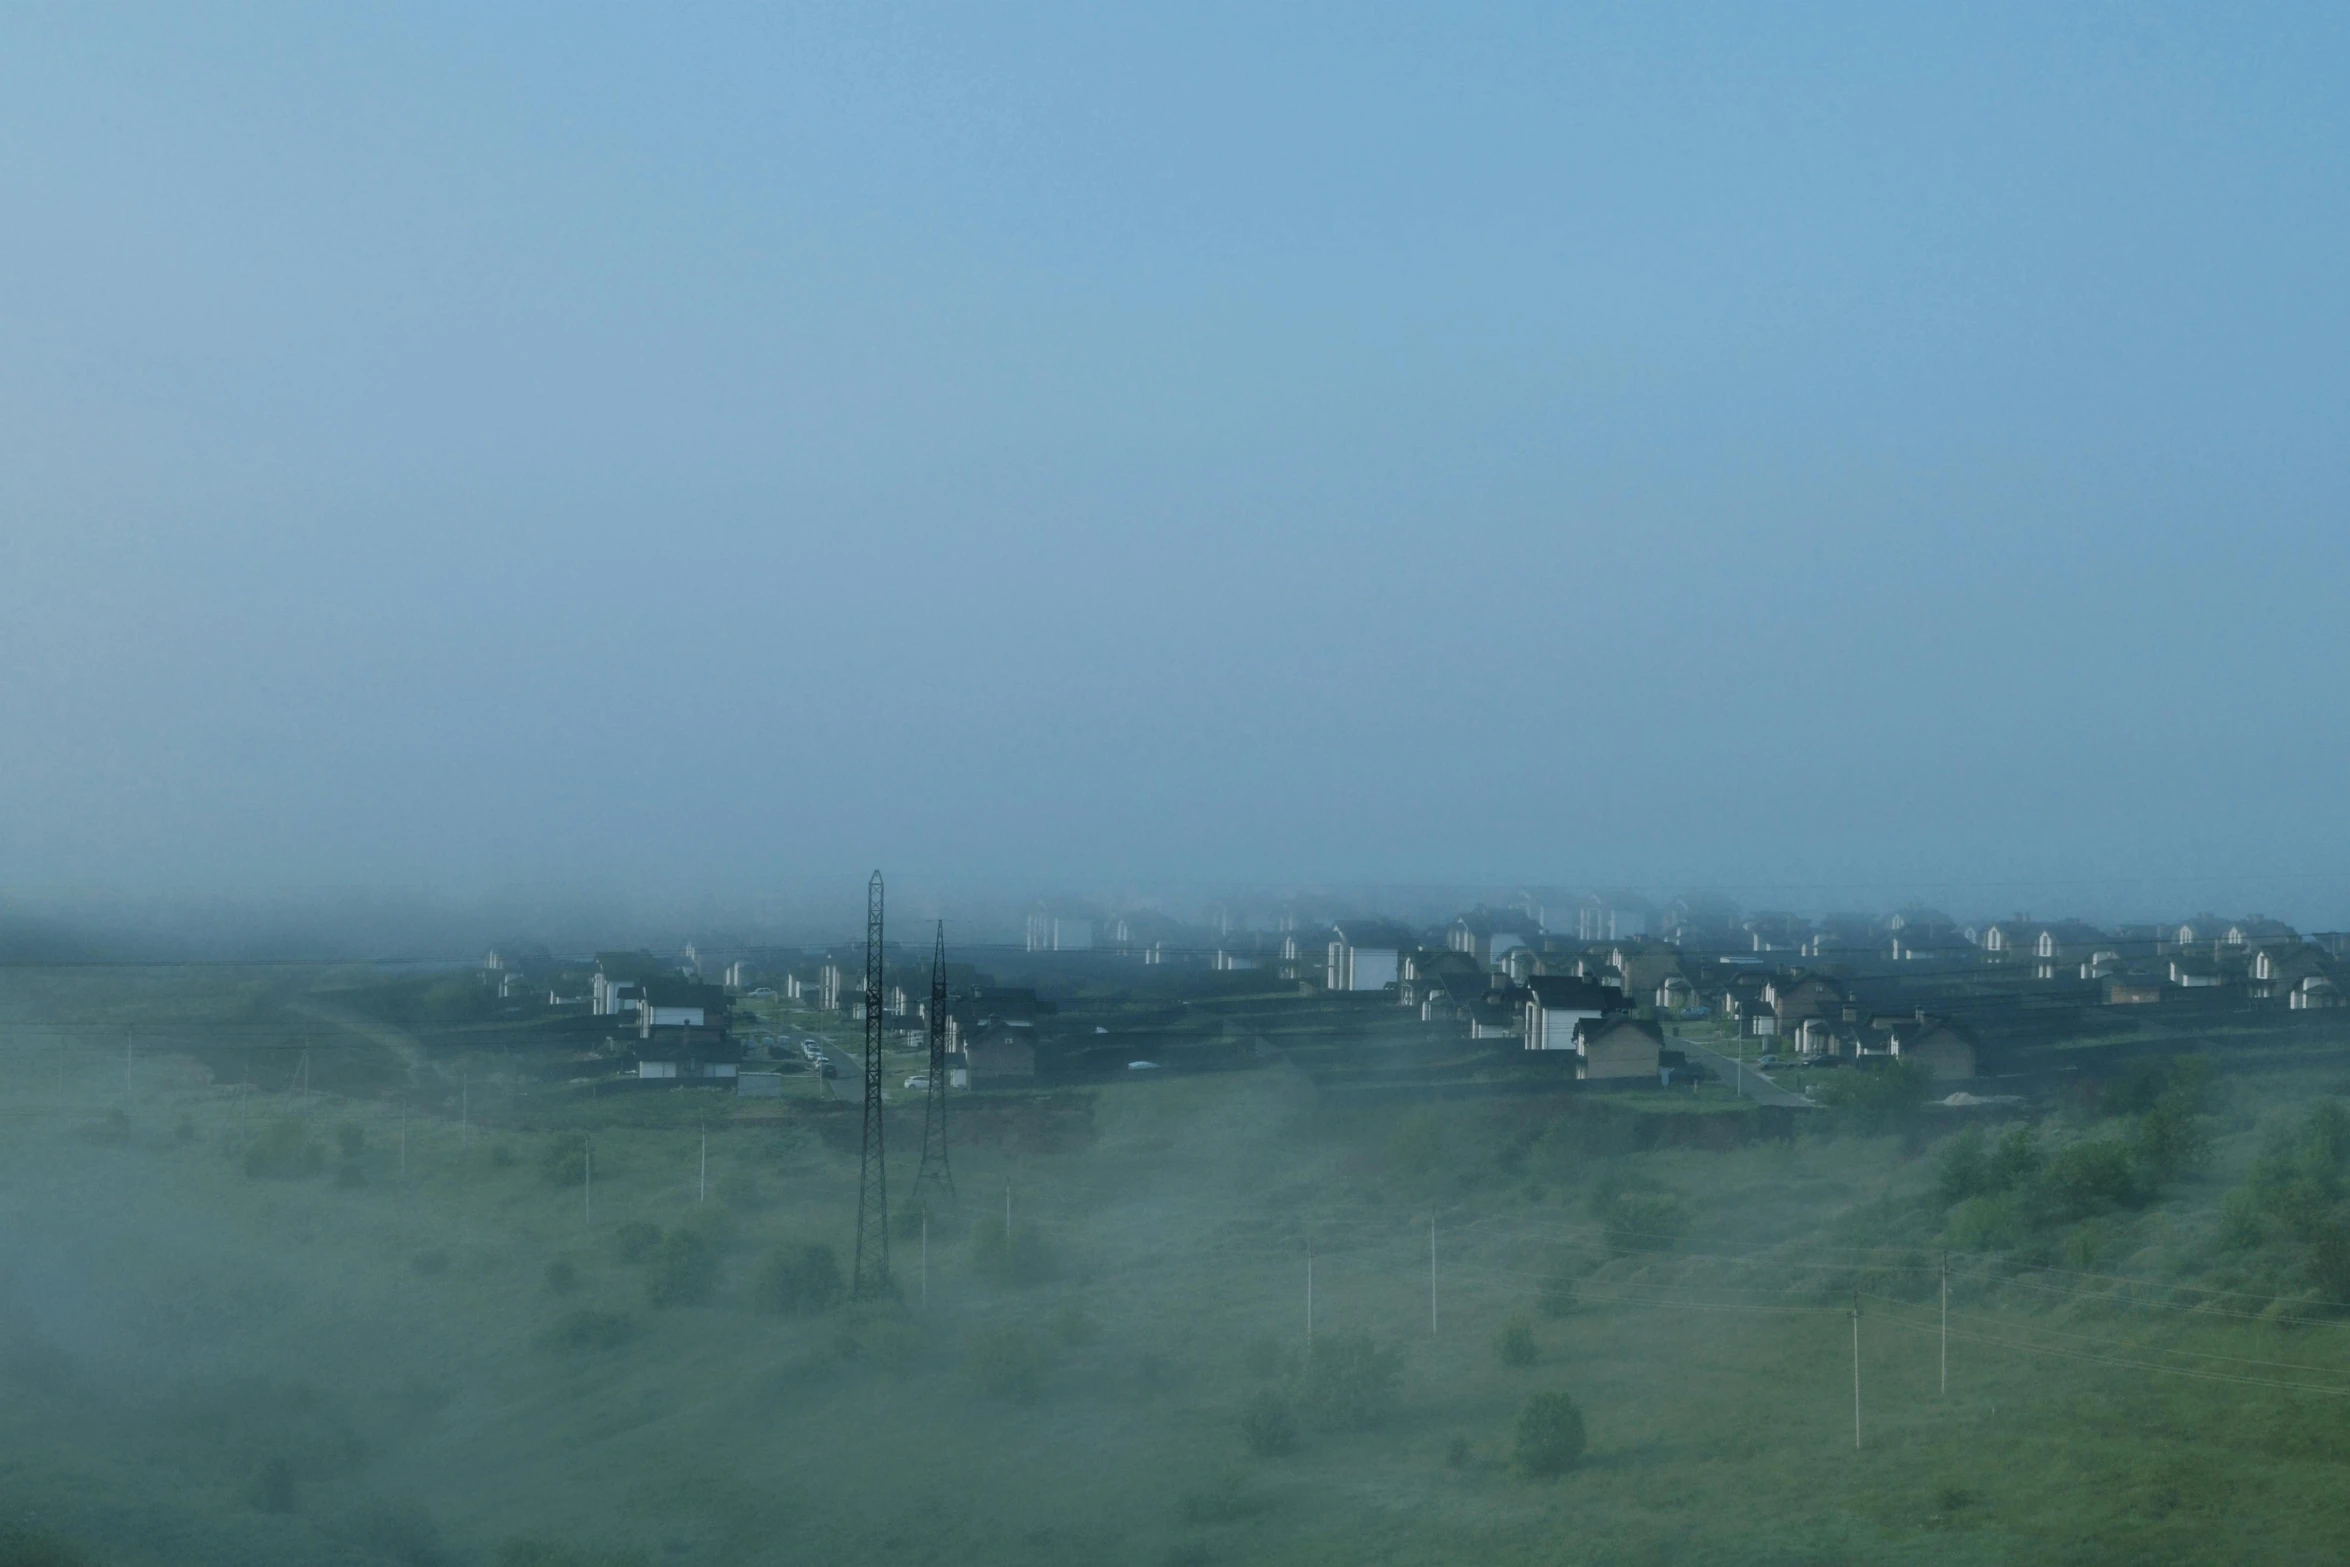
xmin=7 ymin=977 xmax=2350 ymax=1565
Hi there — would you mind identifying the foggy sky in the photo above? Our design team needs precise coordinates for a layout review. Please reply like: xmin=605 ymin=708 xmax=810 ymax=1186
xmin=3 ymin=5 xmax=2347 ymax=924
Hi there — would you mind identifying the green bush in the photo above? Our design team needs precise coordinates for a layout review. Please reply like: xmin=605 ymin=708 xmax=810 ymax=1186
xmin=243 ymin=1118 xmax=325 ymax=1180
xmin=756 ymin=1243 xmax=844 ymax=1316
xmin=1816 ymin=1059 xmax=1933 ymax=1132
xmin=1176 ymin=1472 xmax=1264 ymax=1525
xmin=540 ymin=1133 xmax=589 ymax=1187
xmin=335 ymin=1121 xmax=366 ymax=1159
xmin=544 ymin=1258 xmax=579 ymax=1294
xmin=495 ymin=1539 xmax=651 ymax=1567
xmin=540 ymin=1309 xmax=637 ymax=1351
xmin=2040 ymin=1138 xmax=2142 ymax=1221
xmin=1512 ymin=1390 xmax=1587 ymax=1477
xmin=1300 ymin=1334 xmax=1402 ymax=1429
xmin=1536 ymin=1270 xmax=1578 ymax=1318
xmin=1589 ymin=1178 xmax=1688 ymax=1256
xmin=646 ymin=1228 xmax=720 ymax=1308
xmin=325 ymin=1499 xmax=449 ymax=1567
xmin=964 ymin=1323 xmax=1050 ymax=1403
xmin=1240 ymin=1390 xmax=1298 ymax=1457
xmin=1052 ymin=1304 xmax=1100 ymax=1345
xmin=0 ymin=1524 xmax=100 ymax=1567
xmin=611 ymin=1221 xmax=663 ymax=1265
xmin=334 ymin=1160 xmax=367 ymax=1189
xmin=1495 ymin=1313 xmax=1538 ymax=1367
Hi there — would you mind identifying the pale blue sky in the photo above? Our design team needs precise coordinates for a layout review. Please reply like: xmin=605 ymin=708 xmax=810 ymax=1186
xmin=2 ymin=4 xmax=2346 ymax=921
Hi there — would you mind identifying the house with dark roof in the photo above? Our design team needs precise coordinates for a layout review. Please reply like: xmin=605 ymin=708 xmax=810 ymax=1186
xmin=1327 ymin=921 xmax=1416 ymax=992
xmin=1523 ymin=975 xmax=1627 ymax=1052
xmin=1573 ymin=1016 xmax=1664 ymax=1081
xmin=1886 ymin=1017 xmax=1977 ymax=1081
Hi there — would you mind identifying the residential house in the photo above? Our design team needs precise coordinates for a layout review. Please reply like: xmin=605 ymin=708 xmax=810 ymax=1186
xmin=591 ymin=951 xmax=666 ymax=1016
xmin=1327 ymin=921 xmax=1416 ymax=993
xmin=2249 ymin=943 xmax=2330 ymax=1000
xmin=1887 ymin=1017 xmax=1978 ymax=1081
xmin=1025 ymin=904 xmax=1097 ymax=953
xmin=1523 ymin=976 xmax=1626 ymax=1052
xmin=1447 ymin=910 xmax=1541 ymax=970
xmin=1573 ymin=1016 xmax=1664 ymax=1081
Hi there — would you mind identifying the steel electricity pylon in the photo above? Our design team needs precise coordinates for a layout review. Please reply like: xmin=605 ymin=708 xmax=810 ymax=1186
xmin=913 ymin=920 xmax=956 ymax=1211
xmin=851 ymin=870 xmax=891 ymax=1300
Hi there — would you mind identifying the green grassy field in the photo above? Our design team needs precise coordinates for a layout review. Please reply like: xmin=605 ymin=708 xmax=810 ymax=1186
xmin=7 ymin=979 xmax=2350 ymax=1565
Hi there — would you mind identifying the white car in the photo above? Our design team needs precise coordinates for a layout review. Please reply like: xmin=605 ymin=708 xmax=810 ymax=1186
xmin=903 ymin=1075 xmax=931 ymax=1090
xmin=1126 ymin=1060 xmax=1162 ymax=1071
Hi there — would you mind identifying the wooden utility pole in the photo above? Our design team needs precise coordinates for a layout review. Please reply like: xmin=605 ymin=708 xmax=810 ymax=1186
xmin=1429 ymin=1212 xmax=1439 ymax=1335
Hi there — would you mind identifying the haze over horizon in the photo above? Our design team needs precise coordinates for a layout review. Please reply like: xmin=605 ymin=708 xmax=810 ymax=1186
xmin=5 ymin=4 xmax=2347 ymax=915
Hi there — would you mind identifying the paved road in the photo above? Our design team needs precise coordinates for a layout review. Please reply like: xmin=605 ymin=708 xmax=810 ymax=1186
xmin=1673 ymin=1035 xmax=1817 ymax=1108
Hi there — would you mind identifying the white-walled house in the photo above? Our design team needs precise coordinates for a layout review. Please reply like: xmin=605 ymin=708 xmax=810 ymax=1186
xmin=1326 ymin=921 xmax=1414 ymax=992
xmin=1522 ymin=975 xmax=1622 ymax=1051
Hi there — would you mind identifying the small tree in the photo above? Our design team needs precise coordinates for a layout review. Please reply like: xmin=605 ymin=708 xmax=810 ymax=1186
xmin=1300 ymin=1334 xmax=1402 ymax=1429
xmin=1495 ymin=1313 xmax=1538 ymax=1366
xmin=646 ymin=1229 xmax=720 ymax=1308
xmin=1240 ymin=1390 xmax=1298 ymax=1457
xmin=964 ymin=1324 xmax=1050 ymax=1403
xmin=756 ymin=1243 xmax=844 ymax=1315
xmin=1512 ymin=1391 xmax=1586 ymax=1477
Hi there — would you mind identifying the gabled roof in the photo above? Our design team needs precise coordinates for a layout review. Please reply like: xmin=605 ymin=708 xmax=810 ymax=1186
xmin=1525 ymin=975 xmax=1621 ymax=1011
xmin=1330 ymin=920 xmax=1418 ymax=950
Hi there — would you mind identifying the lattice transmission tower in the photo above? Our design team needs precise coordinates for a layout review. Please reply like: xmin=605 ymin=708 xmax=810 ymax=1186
xmin=913 ymin=920 xmax=956 ymax=1210
xmin=851 ymin=870 xmax=891 ymax=1300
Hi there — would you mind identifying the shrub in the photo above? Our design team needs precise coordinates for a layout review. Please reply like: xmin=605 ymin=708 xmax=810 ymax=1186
xmin=495 ymin=1539 xmax=651 ymax=1567
xmin=335 ymin=1121 xmax=367 ymax=1159
xmin=334 ymin=1161 xmax=367 ymax=1189
xmin=540 ymin=1133 xmax=589 ymax=1187
xmin=1175 ymin=1472 xmax=1262 ymax=1525
xmin=243 ymin=1454 xmax=299 ymax=1513
xmin=0 ymin=1524 xmax=100 ymax=1566
xmin=1536 ymin=1270 xmax=1578 ymax=1318
xmin=540 ymin=1309 xmax=637 ymax=1351
xmin=411 ymin=1249 xmax=451 ymax=1277
xmin=489 ymin=1142 xmax=515 ymax=1168
xmin=2040 ymin=1138 xmax=2141 ymax=1221
xmin=611 ymin=1221 xmax=663 ymax=1265
xmin=326 ymin=1499 xmax=449 ymax=1567
xmin=1052 ymin=1304 xmax=1100 ymax=1346
xmin=1240 ymin=1390 xmax=1298 ymax=1457
xmin=646 ymin=1228 xmax=720 ymax=1308
xmin=718 ymin=1172 xmax=765 ymax=1212
xmin=544 ymin=1258 xmax=579 ymax=1295
xmin=1512 ymin=1390 xmax=1587 ymax=1477
xmin=755 ymin=1243 xmax=844 ymax=1316
xmin=964 ymin=1323 xmax=1050 ymax=1403
xmin=1445 ymin=1434 xmax=1473 ymax=1468
xmin=1590 ymin=1181 xmax=1687 ymax=1257
xmin=176 ymin=1115 xmax=197 ymax=1142
xmin=1300 ymin=1334 xmax=1402 ymax=1429
xmin=969 ymin=1215 xmax=1056 ymax=1285
xmin=1816 ymin=1059 xmax=1933 ymax=1132
xmin=243 ymin=1119 xmax=325 ymax=1180
xmin=1495 ymin=1313 xmax=1538 ymax=1367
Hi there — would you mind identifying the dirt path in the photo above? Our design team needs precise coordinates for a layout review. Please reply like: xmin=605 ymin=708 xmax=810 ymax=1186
xmin=285 ymin=997 xmax=435 ymax=1089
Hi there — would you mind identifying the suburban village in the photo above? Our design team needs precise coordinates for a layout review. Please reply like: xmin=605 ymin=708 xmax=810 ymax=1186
xmin=463 ymin=893 xmax=2350 ymax=1109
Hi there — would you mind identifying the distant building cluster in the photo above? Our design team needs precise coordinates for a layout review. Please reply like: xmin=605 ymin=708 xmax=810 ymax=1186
xmin=472 ymin=894 xmax=2346 ymax=1096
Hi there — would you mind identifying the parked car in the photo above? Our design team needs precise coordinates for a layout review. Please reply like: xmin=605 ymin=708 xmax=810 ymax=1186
xmin=1126 ymin=1060 xmax=1162 ymax=1071
xmin=1755 ymin=1054 xmax=1785 ymax=1070
xmin=819 ymin=1062 xmax=838 ymax=1079
xmin=903 ymin=1075 xmax=930 ymax=1090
